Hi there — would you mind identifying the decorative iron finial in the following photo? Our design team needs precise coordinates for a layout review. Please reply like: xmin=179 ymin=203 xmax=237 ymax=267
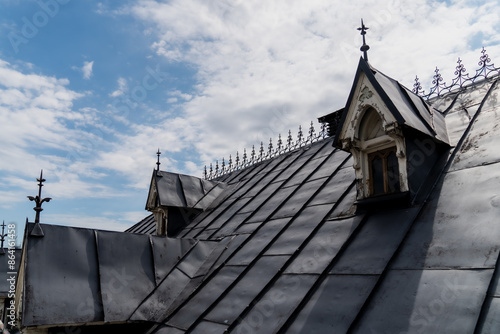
xmin=156 ymin=148 xmax=161 ymax=171
xmin=357 ymin=19 xmax=370 ymax=61
xmin=27 ymin=170 xmax=51 ymax=236
xmin=0 ymin=221 xmax=7 ymax=253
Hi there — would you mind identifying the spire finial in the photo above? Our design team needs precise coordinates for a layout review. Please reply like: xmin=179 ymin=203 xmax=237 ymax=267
xmin=0 ymin=221 xmax=7 ymax=251
xmin=27 ymin=170 xmax=52 ymax=227
xmin=156 ymin=148 xmax=161 ymax=171
xmin=357 ymin=19 xmax=370 ymax=61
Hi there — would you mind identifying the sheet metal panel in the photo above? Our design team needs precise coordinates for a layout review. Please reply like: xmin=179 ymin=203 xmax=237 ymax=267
xmin=0 ymin=249 xmax=20 ymax=295
xmin=23 ymin=224 xmax=103 ymax=326
xmin=353 ymin=269 xmax=492 ymax=334
xmin=328 ymin=186 xmax=357 ymax=219
xmin=166 ymin=265 xmax=245 ymax=330
xmin=392 ymin=164 xmax=500 ymax=270
xmin=375 ymin=71 xmax=434 ymax=137
xmin=201 ymin=197 xmax=252 ymax=231
xmin=129 ymin=268 xmax=191 ymax=323
xmin=179 ymin=174 xmax=204 ymax=208
xmin=271 ymin=178 xmax=327 ymax=219
xmin=204 ymin=255 xmax=289 ymax=325
xmin=177 ymin=241 xmax=218 ymax=278
xmin=285 ymin=216 xmax=363 ymax=274
xmin=194 ymin=180 xmax=227 ymax=210
xmin=308 ymin=151 xmax=350 ymax=181
xmin=152 ymin=237 xmax=196 ymax=284
xmin=309 ymin=166 xmax=354 ymax=206
xmin=208 ymin=234 xmax=250 ymax=276
xmin=272 ymin=154 xmax=311 ymax=183
xmin=282 ymin=155 xmax=328 ymax=187
xmin=450 ymin=83 xmax=500 ymax=171
xmin=245 ymin=185 xmax=298 ymax=223
xmin=330 ymin=207 xmax=419 ymax=275
xmin=444 ymin=108 xmax=473 ymax=146
xmin=478 ymin=296 xmax=500 ymax=334
xmin=211 ymin=212 xmax=253 ymax=239
xmin=227 ymin=218 xmax=290 ymax=266
xmin=287 ymin=274 xmax=378 ymax=333
xmin=238 ymin=181 xmax=283 ymax=214
xmin=190 ymin=321 xmax=228 ymax=334
xmin=96 ymin=230 xmax=156 ymax=323
xmin=265 ymin=204 xmax=333 ymax=256
xmin=153 ymin=325 xmax=185 ymax=334
xmin=231 ymin=274 xmax=318 ymax=334
xmin=156 ymin=172 xmax=186 ymax=208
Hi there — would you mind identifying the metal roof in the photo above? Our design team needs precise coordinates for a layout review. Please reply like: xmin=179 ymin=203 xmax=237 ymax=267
xmin=18 ymin=67 xmax=500 ymax=333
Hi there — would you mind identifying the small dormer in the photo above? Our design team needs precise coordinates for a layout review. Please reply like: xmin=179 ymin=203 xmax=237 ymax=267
xmin=146 ymin=170 xmax=227 ymax=236
xmin=333 ymin=58 xmax=450 ymax=206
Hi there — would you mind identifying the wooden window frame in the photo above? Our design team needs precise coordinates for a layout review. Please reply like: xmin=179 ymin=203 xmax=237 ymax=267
xmin=368 ymin=146 xmax=400 ymax=196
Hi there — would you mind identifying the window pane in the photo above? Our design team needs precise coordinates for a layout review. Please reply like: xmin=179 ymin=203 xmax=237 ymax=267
xmin=387 ymin=151 xmax=400 ymax=193
xmin=371 ymin=156 xmax=384 ymax=195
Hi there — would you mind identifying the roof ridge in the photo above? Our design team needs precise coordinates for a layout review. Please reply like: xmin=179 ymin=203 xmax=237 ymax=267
xmin=204 ymin=121 xmax=330 ymax=180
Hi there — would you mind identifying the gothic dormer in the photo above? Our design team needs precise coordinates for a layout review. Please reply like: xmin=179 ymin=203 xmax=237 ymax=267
xmin=334 ymin=58 xmax=450 ymax=205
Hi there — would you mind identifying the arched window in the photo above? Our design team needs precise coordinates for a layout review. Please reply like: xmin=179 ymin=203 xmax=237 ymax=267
xmin=368 ymin=147 xmax=400 ymax=196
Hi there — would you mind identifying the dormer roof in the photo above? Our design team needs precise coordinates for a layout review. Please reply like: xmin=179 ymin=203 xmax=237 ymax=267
xmin=146 ymin=170 xmax=227 ymax=211
xmin=336 ymin=57 xmax=449 ymax=146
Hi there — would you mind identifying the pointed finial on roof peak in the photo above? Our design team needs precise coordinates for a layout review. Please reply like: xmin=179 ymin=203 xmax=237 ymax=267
xmin=156 ymin=148 xmax=161 ymax=171
xmin=27 ymin=170 xmax=51 ymax=235
xmin=357 ymin=19 xmax=370 ymax=62
xmin=0 ymin=221 xmax=6 ymax=251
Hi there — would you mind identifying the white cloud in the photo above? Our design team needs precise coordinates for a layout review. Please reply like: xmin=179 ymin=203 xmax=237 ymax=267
xmin=125 ymin=0 xmax=500 ymax=171
xmin=43 ymin=212 xmax=140 ymax=231
xmin=82 ymin=60 xmax=94 ymax=79
xmin=110 ymin=77 xmax=127 ymax=97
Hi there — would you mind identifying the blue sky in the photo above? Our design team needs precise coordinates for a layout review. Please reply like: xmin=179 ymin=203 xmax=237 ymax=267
xmin=0 ymin=0 xmax=499 ymax=243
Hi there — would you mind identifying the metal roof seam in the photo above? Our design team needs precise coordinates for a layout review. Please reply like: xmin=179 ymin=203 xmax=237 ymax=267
xmin=473 ymin=248 xmax=500 ymax=333
xmin=162 ymin=143 xmax=342 ymax=332
xmin=223 ymin=157 xmax=356 ymax=332
xmin=201 ymin=140 xmax=331 ymax=240
xmin=179 ymin=159 xmax=275 ymax=238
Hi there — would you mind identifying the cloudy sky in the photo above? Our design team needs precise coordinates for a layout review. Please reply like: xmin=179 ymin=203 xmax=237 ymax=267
xmin=0 ymin=0 xmax=499 ymax=240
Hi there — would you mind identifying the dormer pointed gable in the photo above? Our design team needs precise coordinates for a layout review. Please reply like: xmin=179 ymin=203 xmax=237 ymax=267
xmin=335 ymin=58 xmax=450 ymax=203
xmin=337 ymin=57 xmax=449 ymax=147
xmin=145 ymin=170 xmax=227 ymax=236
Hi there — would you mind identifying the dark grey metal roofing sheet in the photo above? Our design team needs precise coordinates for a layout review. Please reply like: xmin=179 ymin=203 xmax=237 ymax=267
xmin=392 ymin=163 xmax=500 ymax=270
xmin=331 ymin=207 xmax=419 ymax=275
xmin=155 ymin=171 xmax=226 ymax=210
xmin=211 ymin=212 xmax=253 ymax=239
xmin=352 ymin=269 xmax=492 ymax=333
xmin=287 ymin=274 xmax=378 ymax=333
xmin=23 ymin=224 xmax=102 ymax=326
xmin=176 ymin=240 xmax=218 ymax=278
xmin=285 ymin=215 xmax=363 ymax=274
xmin=479 ymin=297 xmax=500 ymax=333
xmin=231 ymin=274 xmax=318 ymax=334
xmin=125 ymin=213 xmax=156 ymax=234
xmin=130 ymin=268 xmax=191 ymax=323
xmin=190 ymin=321 xmax=228 ymax=334
xmin=204 ymin=255 xmax=289 ymax=325
xmin=152 ymin=237 xmax=196 ymax=285
xmin=374 ymin=70 xmax=437 ymax=138
xmin=245 ymin=185 xmax=298 ymax=224
xmin=271 ymin=178 xmax=327 ymax=219
xmin=227 ymin=218 xmax=290 ymax=266
xmin=23 ymin=223 xmax=198 ymax=327
xmin=96 ymin=230 xmax=156 ymax=323
xmin=0 ymin=249 xmax=21 ymax=296
xmin=307 ymin=149 xmax=350 ymax=181
xmin=308 ymin=166 xmax=354 ymax=206
xmin=166 ymin=265 xmax=245 ymax=330
xmin=265 ymin=204 xmax=333 ymax=256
